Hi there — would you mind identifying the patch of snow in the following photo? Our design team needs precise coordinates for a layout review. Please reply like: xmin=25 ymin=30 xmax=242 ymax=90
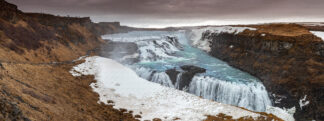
xmin=266 ymin=106 xmax=295 ymax=121
xmin=310 ymin=31 xmax=324 ymax=41
xmin=72 ymin=56 xmax=87 ymax=62
xmin=71 ymin=56 xmax=271 ymax=121
xmin=187 ymin=26 xmax=256 ymax=52
xmin=70 ymin=57 xmax=97 ymax=76
xmin=299 ymin=22 xmax=324 ymax=26
xmin=229 ymin=45 xmax=234 ymax=49
xmin=299 ymin=95 xmax=309 ymax=109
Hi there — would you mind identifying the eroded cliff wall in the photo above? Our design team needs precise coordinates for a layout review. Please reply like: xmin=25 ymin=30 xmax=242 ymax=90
xmin=205 ymin=24 xmax=323 ymax=121
xmin=0 ymin=0 xmax=123 ymax=63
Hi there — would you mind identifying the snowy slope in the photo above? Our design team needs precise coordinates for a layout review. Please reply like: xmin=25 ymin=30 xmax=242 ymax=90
xmin=188 ymin=26 xmax=256 ymax=52
xmin=310 ymin=31 xmax=324 ymax=41
xmin=70 ymin=56 xmax=287 ymax=121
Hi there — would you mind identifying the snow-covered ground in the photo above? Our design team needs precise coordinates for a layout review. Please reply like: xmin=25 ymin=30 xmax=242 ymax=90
xmin=187 ymin=26 xmax=256 ymax=52
xmin=310 ymin=31 xmax=324 ymax=41
xmin=70 ymin=56 xmax=294 ymax=121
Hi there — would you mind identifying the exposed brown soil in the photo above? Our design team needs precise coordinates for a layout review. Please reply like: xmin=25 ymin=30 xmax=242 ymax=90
xmin=248 ymin=24 xmax=312 ymax=37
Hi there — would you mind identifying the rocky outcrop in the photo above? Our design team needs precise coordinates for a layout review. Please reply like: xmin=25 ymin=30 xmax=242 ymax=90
xmin=166 ymin=68 xmax=181 ymax=85
xmin=204 ymin=24 xmax=324 ymax=121
xmin=166 ymin=65 xmax=206 ymax=90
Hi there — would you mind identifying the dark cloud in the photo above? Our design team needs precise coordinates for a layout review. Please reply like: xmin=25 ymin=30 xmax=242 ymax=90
xmin=6 ymin=0 xmax=324 ymax=27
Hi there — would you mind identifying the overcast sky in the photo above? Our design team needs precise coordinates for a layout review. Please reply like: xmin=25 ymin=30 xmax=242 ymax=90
xmin=7 ymin=0 xmax=324 ymax=28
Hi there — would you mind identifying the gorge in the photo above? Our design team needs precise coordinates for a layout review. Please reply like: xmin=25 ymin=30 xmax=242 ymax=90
xmin=101 ymin=30 xmax=272 ymax=112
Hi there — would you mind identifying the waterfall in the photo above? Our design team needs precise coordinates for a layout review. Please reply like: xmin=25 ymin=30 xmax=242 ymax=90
xmin=174 ymin=72 xmax=183 ymax=89
xmin=189 ymin=75 xmax=272 ymax=112
xmin=151 ymin=72 xmax=174 ymax=88
xmin=134 ymin=67 xmax=271 ymax=112
xmin=135 ymin=67 xmax=174 ymax=88
xmin=103 ymin=31 xmax=273 ymax=112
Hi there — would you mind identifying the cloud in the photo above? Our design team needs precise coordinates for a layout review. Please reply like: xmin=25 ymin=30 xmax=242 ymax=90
xmin=6 ymin=0 xmax=324 ymax=27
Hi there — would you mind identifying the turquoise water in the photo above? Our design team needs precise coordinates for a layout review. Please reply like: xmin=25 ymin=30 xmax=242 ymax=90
xmin=134 ymin=31 xmax=260 ymax=84
xmin=103 ymin=30 xmax=271 ymax=111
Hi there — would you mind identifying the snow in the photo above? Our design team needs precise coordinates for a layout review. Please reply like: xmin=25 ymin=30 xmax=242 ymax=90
xmin=266 ymin=106 xmax=295 ymax=121
xmin=310 ymin=31 xmax=324 ymax=41
xmin=70 ymin=56 xmax=273 ymax=121
xmin=188 ymin=26 xmax=256 ymax=52
xmin=299 ymin=95 xmax=309 ymax=109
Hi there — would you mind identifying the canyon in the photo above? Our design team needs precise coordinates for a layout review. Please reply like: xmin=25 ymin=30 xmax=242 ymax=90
xmin=0 ymin=0 xmax=323 ymax=121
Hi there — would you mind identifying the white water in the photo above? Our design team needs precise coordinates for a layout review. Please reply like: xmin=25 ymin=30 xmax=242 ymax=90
xmin=189 ymin=76 xmax=271 ymax=112
xmin=102 ymin=29 xmax=272 ymax=112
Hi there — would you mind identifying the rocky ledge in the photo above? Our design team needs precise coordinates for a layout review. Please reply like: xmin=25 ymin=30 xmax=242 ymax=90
xmin=166 ymin=65 xmax=206 ymax=90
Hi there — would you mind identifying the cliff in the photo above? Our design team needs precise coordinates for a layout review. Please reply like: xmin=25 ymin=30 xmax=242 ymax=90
xmin=204 ymin=24 xmax=323 ymax=120
xmin=0 ymin=0 xmax=125 ymax=63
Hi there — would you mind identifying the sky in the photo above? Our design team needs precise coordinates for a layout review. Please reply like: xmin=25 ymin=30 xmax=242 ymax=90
xmin=7 ymin=0 xmax=324 ymax=28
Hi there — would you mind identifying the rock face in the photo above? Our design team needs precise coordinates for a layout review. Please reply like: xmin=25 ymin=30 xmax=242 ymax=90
xmin=166 ymin=65 xmax=206 ymax=90
xmin=165 ymin=68 xmax=181 ymax=85
xmin=204 ymin=24 xmax=324 ymax=121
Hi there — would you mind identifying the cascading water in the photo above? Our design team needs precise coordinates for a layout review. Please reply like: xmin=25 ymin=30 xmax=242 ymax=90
xmin=102 ymin=30 xmax=272 ymax=112
xmin=189 ymin=76 xmax=271 ymax=112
